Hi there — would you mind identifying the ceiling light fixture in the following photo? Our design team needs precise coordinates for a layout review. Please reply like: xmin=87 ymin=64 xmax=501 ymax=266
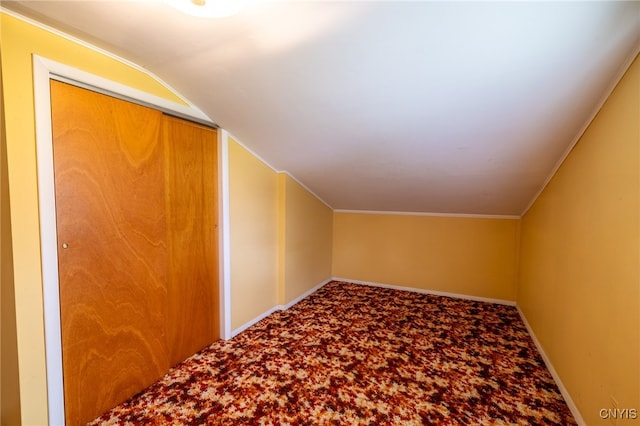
xmin=164 ymin=0 xmax=244 ymax=18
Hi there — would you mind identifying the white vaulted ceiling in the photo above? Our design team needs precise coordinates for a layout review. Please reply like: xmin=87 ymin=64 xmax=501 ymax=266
xmin=4 ymin=0 xmax=640 ymax=216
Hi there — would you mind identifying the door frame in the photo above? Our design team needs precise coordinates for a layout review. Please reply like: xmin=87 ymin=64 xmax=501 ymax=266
xmin=33 ymin=55 xmax=231 ymax=425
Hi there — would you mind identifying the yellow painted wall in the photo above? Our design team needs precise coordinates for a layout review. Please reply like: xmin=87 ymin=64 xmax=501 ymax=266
xmin=0 ymin=11 xmax=190 ymax=425
xmin=280 ymin=174 xmax=333 ymax=304
xmin=1 ymin=44 xmax=22 ymax=425
xmin=228 ymin=138 xmax=279 ymax=329
xmin=228 ymin=144 xmax=334 ymax=327
xmin=333 ymin=212 xmax=520 ymax=301
xmin=518 ymin=54 xmax=639 ymax=424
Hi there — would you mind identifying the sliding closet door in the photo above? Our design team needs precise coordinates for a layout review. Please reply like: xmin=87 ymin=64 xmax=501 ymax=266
xmin=51 ymin=81 xmax=220 ymax=425
xmin=163 ymin=116 xmax=219 ymax=365
xmin=51 ymin=80 xmax=170 ymax=426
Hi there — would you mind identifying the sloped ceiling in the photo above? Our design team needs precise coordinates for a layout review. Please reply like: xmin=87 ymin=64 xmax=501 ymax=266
xmin=4 ymin=0 xmax=640 ymax=216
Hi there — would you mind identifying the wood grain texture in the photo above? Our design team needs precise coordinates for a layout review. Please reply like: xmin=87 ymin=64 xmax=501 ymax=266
xmin=163 ymin=116 xmax=219 ymax=366
xmin=52 ymin=82 xmax=220 ymax=425
xmin=52 ymin=81 xmax=170 ymax=426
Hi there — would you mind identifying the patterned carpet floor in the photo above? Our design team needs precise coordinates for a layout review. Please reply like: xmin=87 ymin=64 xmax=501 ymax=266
xmin=89 ymin=281 xmax=576 ymax=425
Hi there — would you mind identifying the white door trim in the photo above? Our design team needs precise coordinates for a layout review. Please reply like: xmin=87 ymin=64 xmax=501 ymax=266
xmin=218 ymin=130 xmax=233 ymax=341
xmin=32 ymin=55 xmax=227 ymax=425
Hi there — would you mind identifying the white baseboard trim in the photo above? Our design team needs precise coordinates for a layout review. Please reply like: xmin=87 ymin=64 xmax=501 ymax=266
xmin=333 ymin=277 xmax=516 ymax=306
xmin=230 ymin=305 xmax=281 ymax=338
xmin=230 ymin=278 xmax=333 ymax=338
xmin=282 ymin=278 xmax=333 ymax=310
xmin=516 ymin=306 xmax=586 ymax=426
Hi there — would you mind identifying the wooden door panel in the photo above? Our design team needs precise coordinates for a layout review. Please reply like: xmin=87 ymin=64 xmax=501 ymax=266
xmin=163 ymin=115 xmax=219 ymax=366
xmin=51 ymin=81 xmax=170 ymax=426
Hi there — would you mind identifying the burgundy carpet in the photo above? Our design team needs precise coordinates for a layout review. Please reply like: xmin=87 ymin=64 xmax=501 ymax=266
xmin=89 ymin=281 xmax=576 ymax=425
